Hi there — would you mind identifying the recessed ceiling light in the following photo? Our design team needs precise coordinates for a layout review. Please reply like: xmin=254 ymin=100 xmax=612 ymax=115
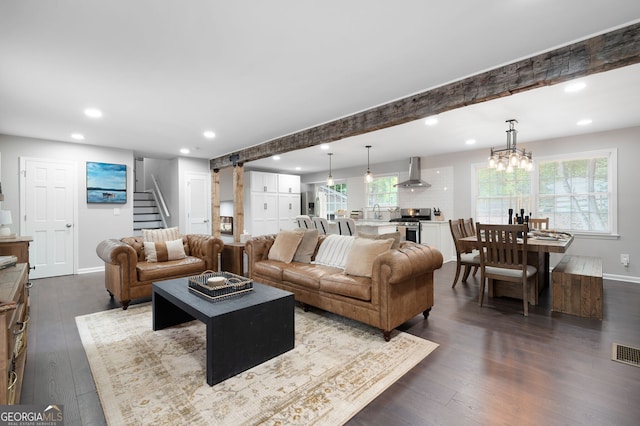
xmin=295 ymin=166 xmax=301 ymax=171
xmin=465 ymin=139 xmax=476 ymax=145
xmin=424 ymin=116 xmax=438 ymax=126
xmin=320 ymin=144 xmax=330 ymax=150
xmin=84 ymin=108 xmax=103 ymax=118
xmin=180 ymin=148 xmax=190 ymax=154
xmin=203 ymin=130 xmax=216 ymax=139
xmin=565 ymin=82 xmax=586 ymax=93
xmin=577 ymin=119 xmax=592 ymax=126
xmin=272 ymin=155 xmax=280 ymax=160
xmin=71 ymin=133 xmax=85 ymax=140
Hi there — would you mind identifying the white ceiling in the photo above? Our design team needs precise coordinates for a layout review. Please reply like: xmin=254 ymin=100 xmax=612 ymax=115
xmin=1 ymin=1 xmax=639 ymax=173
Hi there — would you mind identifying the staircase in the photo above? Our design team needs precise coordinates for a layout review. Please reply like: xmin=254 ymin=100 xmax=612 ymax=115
xmin=133 ymin=192 xmax=164 ymax=235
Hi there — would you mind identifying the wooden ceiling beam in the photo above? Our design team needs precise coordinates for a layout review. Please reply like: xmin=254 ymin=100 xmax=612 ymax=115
xmin=210 ymin=22 xmax=640 ymax=170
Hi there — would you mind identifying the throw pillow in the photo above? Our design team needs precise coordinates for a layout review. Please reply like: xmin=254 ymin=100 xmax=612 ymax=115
xmin=313 ymin=234 xmax=355 ymax=269
xmin=142 ymin=227 xmax=180 ymax=242
xmin=357 ymin=231 xmax=402 ymax=249
xmin=344 ymin=237 xmax=394 ymax=277
xmin=293 ymin=229 xmax=319 ymax=263
xmin=144 ymin=238 xmax=186 ymax=262
xmin=268 ymin=230 xmax=304 ymax=264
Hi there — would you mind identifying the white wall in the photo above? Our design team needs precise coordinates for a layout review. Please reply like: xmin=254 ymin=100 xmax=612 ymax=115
xmin=0 ymin=134 xmax=134 ymax=272
xmin=0 ymin=134 xmax=212 ymax=273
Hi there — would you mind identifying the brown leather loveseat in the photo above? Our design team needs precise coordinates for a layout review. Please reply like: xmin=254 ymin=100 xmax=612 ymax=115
xmin=96 ymin=233 xmax=224 ymax=309
xmin=245 ymin=232 xmax=443 ymax=341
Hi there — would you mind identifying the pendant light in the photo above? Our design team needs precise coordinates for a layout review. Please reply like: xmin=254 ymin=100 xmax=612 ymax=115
xmin=364 ymin=145 xmax=373 ymax=183
xmin=327 ymin=152 xmax=334 ymax=186
xmin=488 ymin=119 xmax=533 ymax=172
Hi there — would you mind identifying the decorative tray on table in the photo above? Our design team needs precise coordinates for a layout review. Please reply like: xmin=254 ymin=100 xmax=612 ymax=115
xmin=188 ymin=270 xmax=253 ymax=302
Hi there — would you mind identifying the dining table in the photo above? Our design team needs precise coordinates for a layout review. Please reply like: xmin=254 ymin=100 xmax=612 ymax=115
xmin=459 ymin=233 xmax=574 ymax=305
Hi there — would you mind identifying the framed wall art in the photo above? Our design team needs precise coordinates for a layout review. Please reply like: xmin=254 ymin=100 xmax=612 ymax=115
xmin=86 ymin=161 xmax=127 ymax=204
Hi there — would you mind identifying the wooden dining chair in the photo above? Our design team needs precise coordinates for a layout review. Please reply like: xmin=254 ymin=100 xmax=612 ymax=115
xmin=312 ymin=216 xmax=330 ymax=234
xmin=449 ymin=219 xmax=481 ymax=288
xmin=295 ymin=215 xmax=313 ymax=229
xmin=529 ymin=217 xmax=549 ymax=230
xmin=476 ymin=223 xmax=537 ymax=316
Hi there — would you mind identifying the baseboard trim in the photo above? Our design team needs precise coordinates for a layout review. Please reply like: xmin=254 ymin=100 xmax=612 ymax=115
xmin=78 ymin=266 xmax=104 ymax=275
xmin=604 ymin=273 xmax=640 ymax=284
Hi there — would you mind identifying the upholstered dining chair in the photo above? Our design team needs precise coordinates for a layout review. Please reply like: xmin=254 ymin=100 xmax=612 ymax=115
xmin=476 ymin=223 xmax=537 ymax=316
xmin=449 ymin=219 xmax=481 ymax=288
xmin=295 ymin=215 xmax=314 ymax=229
xmin=529 ymin=217 xmax=550 ymax=230
xmin=335 ymin=217 xmax=356 ymax=236
xmin=312 ymin=216 xmax=330 ymax=234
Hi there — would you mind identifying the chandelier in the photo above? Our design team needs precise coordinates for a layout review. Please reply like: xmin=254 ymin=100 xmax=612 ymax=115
xmin=488 ymin=119 xmax=533 ymax=172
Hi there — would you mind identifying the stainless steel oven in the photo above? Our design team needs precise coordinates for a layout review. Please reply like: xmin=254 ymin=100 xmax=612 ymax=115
xmin=389 ymin=208 xmax=431 ymax=243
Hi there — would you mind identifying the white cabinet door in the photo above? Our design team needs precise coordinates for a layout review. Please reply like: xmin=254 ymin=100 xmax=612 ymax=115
xmin=278 ymin=193 xmax=300 ymax=230
xmin=277 ymin=173 xmax=300 ymax=194
xmin=250 ymin=192 xmax=279 ymax=236
xmin=249 ymin=171 xmax=278 ymax=193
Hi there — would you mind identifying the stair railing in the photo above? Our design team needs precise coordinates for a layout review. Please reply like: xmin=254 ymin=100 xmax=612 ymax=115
xmin=149 ymin=174 xmax=170 ymax=228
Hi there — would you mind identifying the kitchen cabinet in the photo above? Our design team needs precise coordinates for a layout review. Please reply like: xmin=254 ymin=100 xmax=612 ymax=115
xmin=245 ymin=172 xmax=301 ymax=236
xmin=249 ymin=192 xmax=279 ymax=236
xmin=278 ymin=193 xmax=301 ymax=231
xmin=420 ymin=221 xmax=454 ymax=262
xmin=278 ymin=173 xmax=301 ymax=194
xmin=249 ymin=171 xmax=278 ymax=193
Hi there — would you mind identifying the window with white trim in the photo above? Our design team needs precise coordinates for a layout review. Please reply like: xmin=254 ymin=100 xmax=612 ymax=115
xmin=473 ymin=149 xmax=617 ymax=234
xmin=366 ymin=175 xmax=398 ymax=207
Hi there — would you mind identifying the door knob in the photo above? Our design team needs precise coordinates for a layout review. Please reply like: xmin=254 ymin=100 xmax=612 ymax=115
xmin=66 ymin=223 xmax=72 ymax=228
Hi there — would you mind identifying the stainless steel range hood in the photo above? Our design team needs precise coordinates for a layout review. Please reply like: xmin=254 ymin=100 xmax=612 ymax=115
xmin=394 ymin=157 xmax=431 ymax=188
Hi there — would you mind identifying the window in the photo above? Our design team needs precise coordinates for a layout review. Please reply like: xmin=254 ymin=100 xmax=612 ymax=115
xmin=366 ymin=175 xmax=398 ymax=207
xmin=316 ymin=182 xmax=347 ymax=219
xmin=537 ymin=151 xmax=615 ymax=233
xmin=473 ymin=149 xmax=617 ymax=234
xmin=475 ymin=167 xmax=531 ymax=224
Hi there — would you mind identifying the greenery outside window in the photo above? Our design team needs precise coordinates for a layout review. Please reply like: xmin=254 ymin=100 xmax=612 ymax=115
xmin=367 ymin=175 xmax=398 ymax=207
xmin=473 ymin=149 xmax=617 ymax=235
xmin=474 ymin=167 xmax=531 ymax=224
xmin=537 ymin=150 xmax=616 ymax=234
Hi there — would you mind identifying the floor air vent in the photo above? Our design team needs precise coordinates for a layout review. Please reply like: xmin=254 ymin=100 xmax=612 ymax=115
xmin=612 ymin=343 xmax=640 ymax=367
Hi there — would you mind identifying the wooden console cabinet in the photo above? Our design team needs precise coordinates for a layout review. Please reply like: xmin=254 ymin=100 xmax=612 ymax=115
xmin=0 ymin=263 xmax=30 ymax=404
xmin=0 ymin=236 xmax=33 ymax=270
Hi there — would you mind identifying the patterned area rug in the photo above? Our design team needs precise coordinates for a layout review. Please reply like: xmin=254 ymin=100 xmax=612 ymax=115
xmin=76 ymin=304 xmax=438 ymax=425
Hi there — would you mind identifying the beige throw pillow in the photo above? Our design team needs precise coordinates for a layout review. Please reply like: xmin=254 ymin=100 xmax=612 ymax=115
xmin=293 ymin=229 xmax=319 ymax=263
xmin=344 ymin=237 xmax=394 ymax=277
xmin=144 ymin=238 xmax=186 ymax=262
xmin=268 ymin=230 xmax=304 ymax=264
xmin=142 ymin=227 xmax=180 ymax=242
xmin=357 ymin=231 xmax=402 ymax=249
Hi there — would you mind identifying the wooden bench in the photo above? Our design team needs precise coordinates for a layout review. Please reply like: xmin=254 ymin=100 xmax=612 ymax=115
xmin=552 ymin=255 xmax=603 ymax=319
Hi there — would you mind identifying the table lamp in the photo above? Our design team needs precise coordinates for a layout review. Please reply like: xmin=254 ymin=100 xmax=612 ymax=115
xmin=0 ymin=210 xmax=12 ymax=236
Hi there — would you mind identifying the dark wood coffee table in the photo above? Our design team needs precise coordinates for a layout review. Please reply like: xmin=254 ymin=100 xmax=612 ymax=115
xmin=152 ymin=278 xmax=294 ymax=386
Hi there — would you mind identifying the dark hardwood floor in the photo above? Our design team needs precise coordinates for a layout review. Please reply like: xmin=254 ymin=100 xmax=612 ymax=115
xmin=21 ymin=262 xmax=640 ymax=425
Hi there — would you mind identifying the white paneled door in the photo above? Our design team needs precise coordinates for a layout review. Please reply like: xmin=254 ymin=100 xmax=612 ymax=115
xmin=20 ymin=158 xmax=76 ymax=278
xmin=186 ymin=171 xmax=211 ymax=235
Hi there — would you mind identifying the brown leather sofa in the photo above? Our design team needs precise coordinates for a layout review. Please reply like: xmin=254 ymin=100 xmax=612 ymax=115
xmin=96 ymin=234 xmax=224 ymax=309
xmin=245 ymin=234 xmax=443 ymax=341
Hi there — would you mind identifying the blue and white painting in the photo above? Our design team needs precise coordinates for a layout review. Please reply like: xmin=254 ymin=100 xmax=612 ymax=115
xmin=86 ymin=162 xmax=127 ymax=204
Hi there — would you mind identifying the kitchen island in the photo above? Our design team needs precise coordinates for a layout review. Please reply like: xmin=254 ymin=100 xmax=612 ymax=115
xmin=353 ymin=220 xmax=398 ymax=235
